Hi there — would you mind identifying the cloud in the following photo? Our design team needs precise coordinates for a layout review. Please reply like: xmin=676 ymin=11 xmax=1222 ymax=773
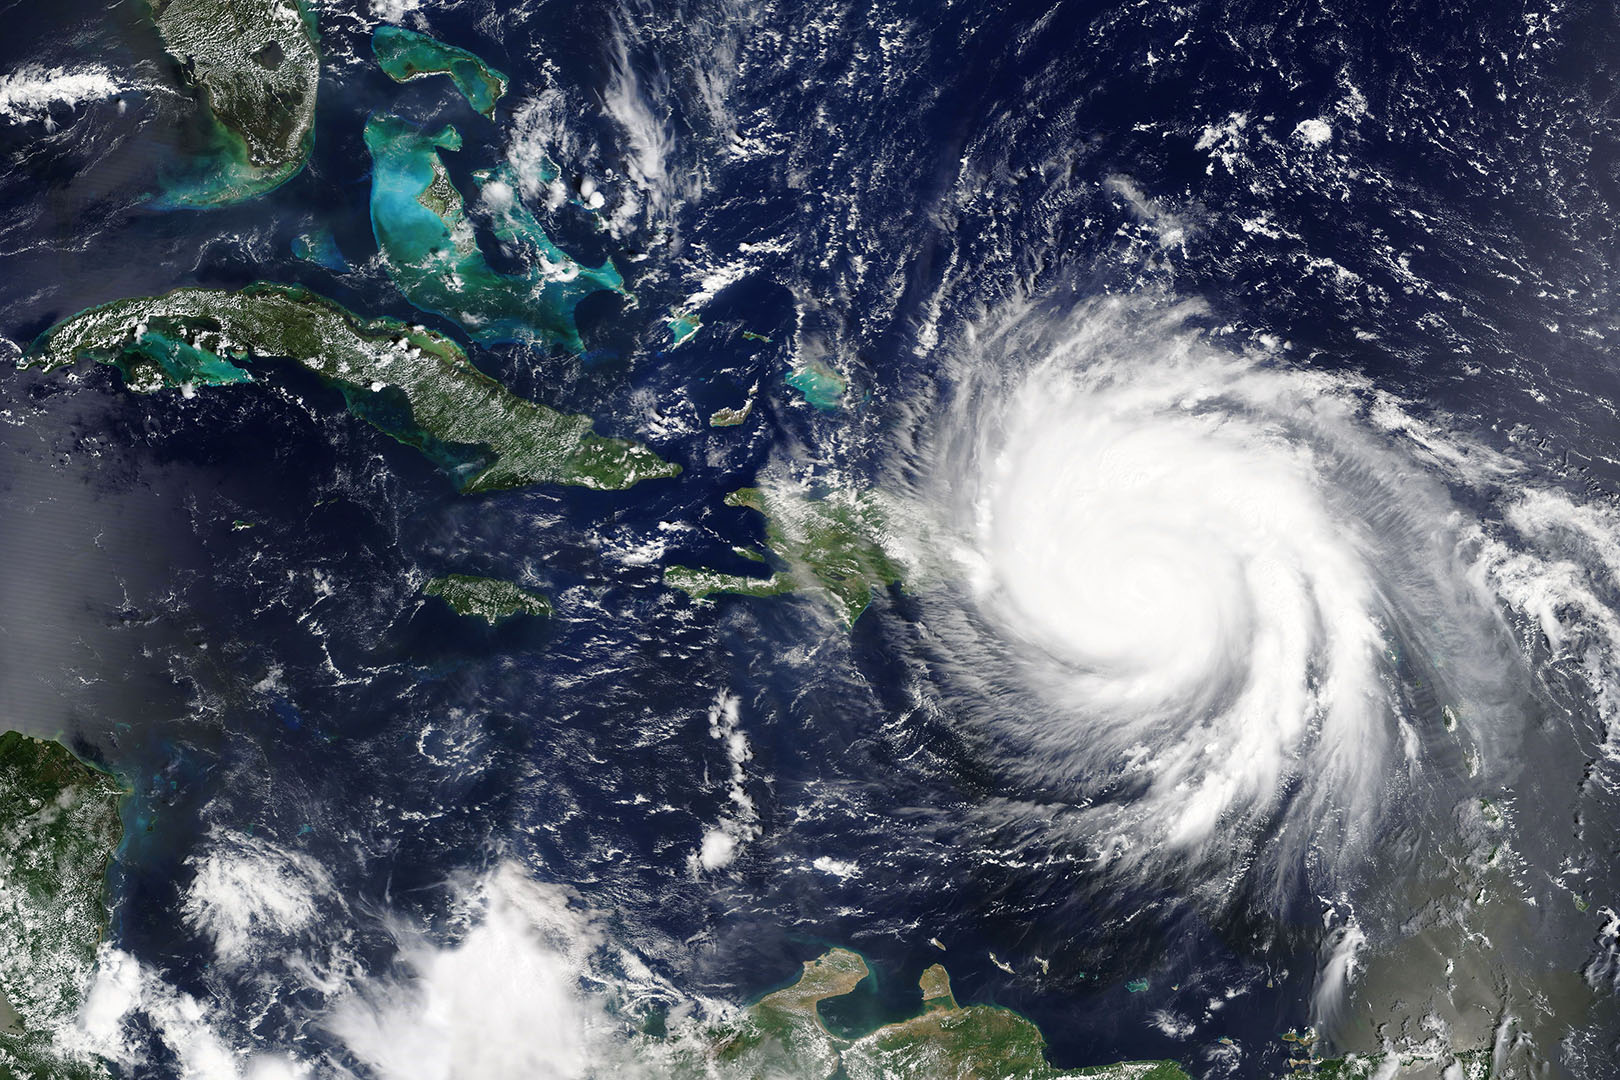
xmin=182 ymin=830 xmax=336 ymax=967
xmin=0 ymin=66 xmax=123 ymax=128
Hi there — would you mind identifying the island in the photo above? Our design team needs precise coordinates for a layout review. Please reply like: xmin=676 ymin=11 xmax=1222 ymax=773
xmin=365 ymin=115 xmax=627 ymax=350
xmin=708 ymin=396 xmax=755 ymax=427
xmin=423 ymin=574 xmax=550 ymax=624
xmin=0 ymin=732 xmax=124 ymax=1080
xmin=372 ymin=26 xmax=509 ymax=119
xmin=291 ymin=229 xmax=349 ymax=272
xmin=148 ymin=0 xmax=321 ymax=206
xmin=668 ymin=310 xmax=703 ymax=348
xmin=665 ymin=485 xmax=902 ymax=626
xmin=664 ymin=563 xmax=794 ymax=602
xmin=26 ymin=283 xmax=680 ymax=493
xmin=670 ymin=948 xmax=1190 ymax=1080
xmin=1301 ymin=1047 xmax=1492 ymax=1078
xmin=786 ymin=358 xmax=847 ymax=411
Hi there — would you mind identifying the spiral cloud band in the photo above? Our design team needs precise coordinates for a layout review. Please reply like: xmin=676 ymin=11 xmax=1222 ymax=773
xmin=907 ymin=298 xmax=1552 ymax=889
xmin=976 ymin=347 xmax=1385 ymax=854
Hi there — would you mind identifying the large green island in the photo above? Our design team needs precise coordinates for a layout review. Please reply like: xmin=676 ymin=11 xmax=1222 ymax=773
xmin=664 ymin=948 xmax=1190 ymax=1079
xmin=149 ymin=0 xmax=321 ymax=206
xmin=26 ymin=283 xmax=679 ymax=493
xmin=0 ymin=732 xmax=124 ymax=1080
xmin=424 ymin=574 xmax=550 ymax=624
xmin=665 ymin=485 xmax=903 ymax=626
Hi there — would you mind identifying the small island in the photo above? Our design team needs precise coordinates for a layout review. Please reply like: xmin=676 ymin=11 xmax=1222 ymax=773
xmin=665 ymin=485 xmax=902 ymax=626
xmin=372 ymin=26 xmax=509 ymax=119
xmin=708 ymin=397 xmax=755 ymax=427
xmin=148 ymin=0 xmax=321 ymax=206
xmin=786 ymin=358 xmax=848 ymax=411
xmin=423 ymin=574 xmax=550 ymax=624
xmin=668 ymin=310 xmax=703 ymax=348
xmin=0 ymin=732 xmax=124 ymax=1079
xmin=27 ymin=283 xmax=679 ymax=493
xmin=365 ymin=115 xmax=627 ymax=350
xmin=676 ymin=948 xmax=1191 ymax=1080
xmin=291 ymin=229 xmax=349 ymax=272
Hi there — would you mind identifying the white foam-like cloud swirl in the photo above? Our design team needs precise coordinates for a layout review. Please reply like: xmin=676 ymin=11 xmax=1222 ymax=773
xmin=906 ymin=297 xmax=1534 ymax=889
xmin=973 ymin=348 xmax=1385 ymax=854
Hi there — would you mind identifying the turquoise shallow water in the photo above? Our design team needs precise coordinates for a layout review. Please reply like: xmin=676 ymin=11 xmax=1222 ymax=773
xmin=153 ymin=118 xmax=304 ymax=210
xmin=121 ymin=330 xmax=254 ymax=387
xmin=785 ymin=363 xmax=846 ymax=411
xmin=291 ymin=230 xmax=349 ymax=272
xmin=363 ymin=115 xmax=624 ymax=351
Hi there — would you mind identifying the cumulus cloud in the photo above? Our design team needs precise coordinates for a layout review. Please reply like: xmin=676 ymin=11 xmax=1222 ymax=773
xmin=319 ymin=862 xmax=712 ymax=1080
xmin=60 ymin=856 xmax=699 ymax=1080
xmin=75 ymin=947 xmax=255 ymax=1080
xmin=1294 ymin=118 xmax=1333 ymax=146
xmin=0 ymin=65 xmax=123 ymax=128
xmin=369 ymin=0 xmax=422 ymax=22
xmin=689 ymin=692 xmax=759 ymax=872
xmin=182 ymin=830 xmax=335 ymax=966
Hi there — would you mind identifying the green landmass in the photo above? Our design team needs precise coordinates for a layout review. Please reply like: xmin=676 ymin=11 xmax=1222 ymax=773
xmin=664 ymin=484 xmax=902 ymax=626
xmin=364 ymin=114 xmax=626 ymax=349
xmin=149 ymin=0 xmax=320 ymax=207
xmin=25 ymin=283 xmax=679 ymax=493
xmin=708 ymin=397 xmax=755 ymax=427
xmin=372 ymin=26 xmax=509 ymax=119
xmin=700 ymin=949 xmax=869 ymax=1078
xmin=785 ymin=358 xmax=847 ymax=410
xmin=0 ymin=732 xmax=124 ymax=1080
xmin=741 ymin=330 xmax=773 ymax=343
xmin=1257 ymin=1027 xmax=1499 ymax=1078
xmin=667 ymin=949 xmax=1189 ymax=1080
xmin=664 ymin=565 xmax=793 ymax=602
xmin=424 ymin=574 xmax=550 ymax=624
xmin=666 ymin=967 xmax=1495 ymax=1080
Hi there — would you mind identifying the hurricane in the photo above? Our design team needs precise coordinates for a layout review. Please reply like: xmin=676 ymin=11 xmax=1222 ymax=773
xmin=10 ymin=0 xmax=1620 ymax=1074
xmin=894 ymin=295 xmax=1557 ymax=905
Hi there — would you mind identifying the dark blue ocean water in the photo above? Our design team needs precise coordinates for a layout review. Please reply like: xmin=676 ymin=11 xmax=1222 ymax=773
xmin=3 ymin=0 xmax=1620 ymax=1075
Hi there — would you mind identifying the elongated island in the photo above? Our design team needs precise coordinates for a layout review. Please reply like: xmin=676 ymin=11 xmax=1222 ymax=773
xmin=27 ymin=283 xmax=679 ymax=493
xmin=373 ymin=26 xmax=509 ymax=119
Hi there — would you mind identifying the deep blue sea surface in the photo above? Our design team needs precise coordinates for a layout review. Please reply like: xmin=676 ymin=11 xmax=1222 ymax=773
xmin=3 ymin=0 xmax=1620 ymax=1076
